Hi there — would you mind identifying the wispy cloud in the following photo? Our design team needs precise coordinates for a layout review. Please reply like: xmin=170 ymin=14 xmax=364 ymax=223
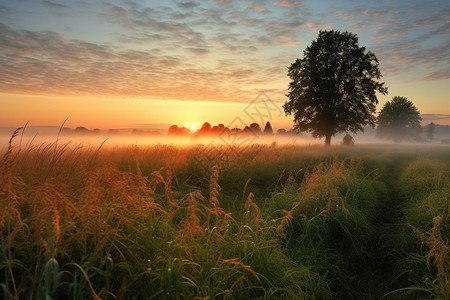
xmin=273 ymin=0 xmax=303 ymax=8
xmin=0 ymin=22 xmax=288 ymax=103
xmin=267 ymin=20 xmax=304 ymax=30
xmin=0 ymin=0 xmax=448 ymax=105
xmin=275 ymin=35 xmax=301 ymax=46
xmin=43 ymin=1 xmax=70 ymax=9
xmin=421 ymin=114 xmax=450 ymax=125
xmin=246 ymin=4 xmax=269 ymax=12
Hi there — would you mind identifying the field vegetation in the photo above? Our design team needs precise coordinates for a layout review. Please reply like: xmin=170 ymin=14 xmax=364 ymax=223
xmin=1 ymin=129 xmax=449 ymax=299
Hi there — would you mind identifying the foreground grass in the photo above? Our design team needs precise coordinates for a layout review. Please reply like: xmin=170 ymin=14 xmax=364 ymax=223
xmin=0 ymin=131 xmax=449 ymax=299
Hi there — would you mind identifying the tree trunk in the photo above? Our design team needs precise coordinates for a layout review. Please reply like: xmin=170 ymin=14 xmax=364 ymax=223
xmin=325 ymin=134 xmax=331 ymax=146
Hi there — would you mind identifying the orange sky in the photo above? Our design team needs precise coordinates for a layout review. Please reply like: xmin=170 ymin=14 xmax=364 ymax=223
xmin=0 ymin=0 xmax=449 ymax=130
xmin=2 ymin=77 xmax=449 ymax=131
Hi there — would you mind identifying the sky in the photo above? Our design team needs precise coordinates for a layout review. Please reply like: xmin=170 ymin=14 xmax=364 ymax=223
xmin=0 ymin=0 xmax=449 ymax=131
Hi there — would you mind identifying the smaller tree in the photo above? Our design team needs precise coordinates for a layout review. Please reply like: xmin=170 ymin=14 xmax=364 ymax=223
xmin=376 ymin=96 xmax=422 ymax=143
xmin=425 ymin=122 xmax=436 ymax=143
xmin=263 ymin=121 xmax=273 ymax=134
xmin=249 ymin=123 xmax=262 ymax=135
xmin=199 ymin=122 xmax=212 ymax=134
xmin=342 ymin=134 xmax=355 ymax=146
xmin=168 ymin=125 xmax=190 ymax=135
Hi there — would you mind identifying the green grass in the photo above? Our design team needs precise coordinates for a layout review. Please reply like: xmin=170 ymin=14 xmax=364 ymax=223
xmin=1 ymin=132 xmax=449 ymax=299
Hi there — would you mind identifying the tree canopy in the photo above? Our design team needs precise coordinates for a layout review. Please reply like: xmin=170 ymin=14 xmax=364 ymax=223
xmin=283 ymin=30 xmax=387 ymax=146
xmin=376 ymin=96 xmax=422 ymax=143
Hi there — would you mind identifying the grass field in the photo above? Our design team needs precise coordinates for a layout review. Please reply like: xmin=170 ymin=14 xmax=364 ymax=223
xmin=1 ymin=129 xmax=449 ymax=299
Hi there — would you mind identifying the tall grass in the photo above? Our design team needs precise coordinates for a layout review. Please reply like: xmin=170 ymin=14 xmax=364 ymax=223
xmin=388 ymin=157 xmax=450 ymax=298
xmin=1 ymin=132 xmax=449 ymax=299
xmin=0 ymin=134 xmax=331 ymax=299
xmin=264 ymin=157 xmax=390 ymax=298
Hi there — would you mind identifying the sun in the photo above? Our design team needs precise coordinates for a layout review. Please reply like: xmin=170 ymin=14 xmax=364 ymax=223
xmin=190 ymin=123 xmax=196 ymax=130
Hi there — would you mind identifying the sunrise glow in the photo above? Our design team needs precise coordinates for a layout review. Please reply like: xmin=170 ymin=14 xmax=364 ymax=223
xmin=1 ymin=2 xmax=449 ymax=298
xmin=0 ymin=0 xmax=449 ymax=130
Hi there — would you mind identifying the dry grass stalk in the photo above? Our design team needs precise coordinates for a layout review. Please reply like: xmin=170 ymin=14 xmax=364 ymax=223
xmin=223 ymin=275 xmax=245 ymax=297
xmin=220 ymin=258 xmax=261 ymax=283
xmin=244 ymin=192 xmax=261 ymax=227
xmin=276 ymin=202 xmax=301 ymax=234
xmin=410 ymin=215 xmax=449 ymax=291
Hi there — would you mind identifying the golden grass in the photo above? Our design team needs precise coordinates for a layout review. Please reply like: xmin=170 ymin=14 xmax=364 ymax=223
xmin=1 ymin=132 xmax=449 ymax=299
xmin=3 ymin=134 xmax=326 ymax=299
xmin=410 ymin=215 xmax=449 ymax=296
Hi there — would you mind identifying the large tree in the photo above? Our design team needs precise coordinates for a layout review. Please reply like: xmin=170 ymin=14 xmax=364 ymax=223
xmin=284 ymin=30 xmax=387 ymax=146
xmin=376 ymin=96 xmax=422 ymax=143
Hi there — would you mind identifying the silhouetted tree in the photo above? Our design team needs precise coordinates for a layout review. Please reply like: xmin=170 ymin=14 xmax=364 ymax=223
xmin=284 ymin=30 xmax=387 ymax=146
xmin=194 ymin=122 xmax=229 ymax=136
xmin=376 ymin=96 xmax=422 ymax=143
xmin=168 ymin=125 xmax=190 ymax=135
xmin=425 ymin=122 xmax=436 ymax=143
xmin=75 ymin=126 xmax=89 ymax=134
xmin=249 ymin=123 xmax=261 ymax=134
xmin=342 ymin=133 xmax=355 ymax=146
xmin=199 ymin=122 xmax=212 ymax=134
xmin=211 ymin=124 xmax=227 ymax=134
xmin=263 ymin=121 xmax=273 ymax=134
xmin=277 ymin=128 xmax=287 ymax=134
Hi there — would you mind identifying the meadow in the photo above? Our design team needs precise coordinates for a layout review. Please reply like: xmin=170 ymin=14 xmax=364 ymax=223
xmin=1 ymin=129 xmax=449 ymax=299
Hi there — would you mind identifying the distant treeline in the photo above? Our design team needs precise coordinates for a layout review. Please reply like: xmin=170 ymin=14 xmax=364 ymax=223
xmin=61 ymin=127 xmax=160 ymax=136
xmin=58 ymin=123 xmax=298 ymax=137
xmin=169 ymin=121 xmax=298 ymax=136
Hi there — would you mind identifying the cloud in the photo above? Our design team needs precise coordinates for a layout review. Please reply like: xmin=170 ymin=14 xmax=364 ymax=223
xmin=0 ymin=23 xmax=286 ymax=103
xmin=245 ymin=4 xmax=269 ymax=12
xmin=176 ymin=1 xmax=200 ymax=9
xmin=101 ymin=2 xmax=208 ymax=49
xmin=275 ymin=35 xmax=301 ymax=47
xmin=424 ymin=70 xmax=450 ymax=81
xmin=1 ymin=0 xmax=447 ymax=105
xmin=266 ymin=20 xmax=304 ymax=30
xmin=373 ymin=38 xmax=450 ymax=83
xmin=421 ymin=114 xmax=450 ymax=125
xmin=0 ymin=4 xmax=10 ymax=16
xmin=362 ymin=9 xmax=398 ymax=19
xmin=349 ymin=20 xmax=366 ymax=31
xmin=273 ymin=0 xmax=302 ymax=7
xmin=430 ymin=20 xmax=450 ymax=35
xmin=43 ymin=1 xmax=70 ymax=9
xmin=334 ymin=10 xmax=358 ymax=20
xmin=185 ymin=47 xmax=210 ymax=55
xmin=305 ymin=21 xmax=330 ymax=31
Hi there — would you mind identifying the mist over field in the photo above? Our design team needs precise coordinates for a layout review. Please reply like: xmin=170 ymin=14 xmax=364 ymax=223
xmin=2 ymin=124 xmax=450 ymax=153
